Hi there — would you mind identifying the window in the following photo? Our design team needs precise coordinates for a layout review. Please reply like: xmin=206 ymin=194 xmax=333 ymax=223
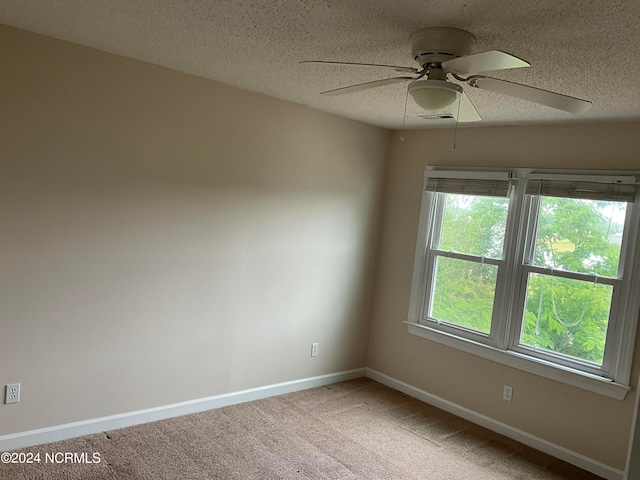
xmin=407 ymin=170 xmax=640 ymax=399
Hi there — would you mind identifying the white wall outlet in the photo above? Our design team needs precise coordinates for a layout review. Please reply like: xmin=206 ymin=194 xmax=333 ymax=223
xmin=311 ymin=343 xmax=319 ymax=357
xmin=503 ymin=385 xmax=513 ymax=402
xmin=5 ymin=383 xmax=20 ymax=404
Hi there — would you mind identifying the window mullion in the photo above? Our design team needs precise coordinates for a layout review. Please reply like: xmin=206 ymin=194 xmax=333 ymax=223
xmin=496 ymin=177 xmax=528 ymax=350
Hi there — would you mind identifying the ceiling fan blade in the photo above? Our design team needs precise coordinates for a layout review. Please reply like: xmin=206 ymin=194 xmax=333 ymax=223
xmin=468 ymin=76 xmax=592 ymax=114
xmin=301 ymin=60 xmax=418 ymax=74
xmin=320 ymin=77 xmax=414 ymax=96
xmin=456 ymin=92 xmax=482 ymax=122
xmin=443 ymin=51 xmax=530 ymax=75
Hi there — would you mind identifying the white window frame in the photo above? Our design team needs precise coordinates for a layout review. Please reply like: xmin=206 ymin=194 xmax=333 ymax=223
xmin=407 ymin=168 xmax=640 ymax=400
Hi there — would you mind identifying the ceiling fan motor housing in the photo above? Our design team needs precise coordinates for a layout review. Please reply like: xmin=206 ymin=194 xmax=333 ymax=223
xmin=410 ymin=27 xmax=477 ymax=67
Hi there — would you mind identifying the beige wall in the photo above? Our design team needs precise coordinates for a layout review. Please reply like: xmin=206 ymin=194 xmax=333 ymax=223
xmin=367 ymin=122 xmax=640 ymax=469
xmin=0 ymin=26 xmax=390 ymax=435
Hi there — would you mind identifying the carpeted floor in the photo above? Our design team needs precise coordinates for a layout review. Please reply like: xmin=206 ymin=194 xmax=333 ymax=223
xmin=1 ymin=378 xmax=604 ymax=479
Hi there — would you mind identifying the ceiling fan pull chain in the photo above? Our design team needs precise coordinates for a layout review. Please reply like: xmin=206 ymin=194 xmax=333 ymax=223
xmin=452 ymin=93 xmax=462 ymax=150
xmin=400 ymin=85 xmax=411 ymax=141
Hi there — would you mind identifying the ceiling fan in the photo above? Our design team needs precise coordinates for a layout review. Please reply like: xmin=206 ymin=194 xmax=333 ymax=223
xmin=302 ymin=27 xmax=592 ymax=122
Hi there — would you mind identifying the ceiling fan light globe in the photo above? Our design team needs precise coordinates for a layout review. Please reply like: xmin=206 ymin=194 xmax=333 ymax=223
xmin=409 ymin=80 xmax=462 ymax=110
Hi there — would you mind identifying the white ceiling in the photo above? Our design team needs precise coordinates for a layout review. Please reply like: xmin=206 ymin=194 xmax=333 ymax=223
xmin=2 ymin=0 xmax=639 ymax=129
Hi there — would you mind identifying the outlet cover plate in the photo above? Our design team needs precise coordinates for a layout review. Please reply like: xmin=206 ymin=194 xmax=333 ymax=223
xmin=503 ymin=385 xmax=513 ymax=402
xmin=5 ymin=383 xmax=20 ymax=404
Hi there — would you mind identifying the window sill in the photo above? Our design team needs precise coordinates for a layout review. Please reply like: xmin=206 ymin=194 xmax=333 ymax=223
xmin=405 ymin=322 xmax=630 ymax=400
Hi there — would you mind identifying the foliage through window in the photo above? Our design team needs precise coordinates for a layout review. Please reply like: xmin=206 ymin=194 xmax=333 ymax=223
xmin=408 ymin=170 xmax=640 ymax=395
xmin=519 ymin=196 xmax=626 ymax=365
xmin=429 ymin=194 xmax=509 ymax=334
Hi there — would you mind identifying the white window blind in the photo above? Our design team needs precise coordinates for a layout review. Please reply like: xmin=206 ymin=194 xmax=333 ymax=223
xmin=526 ymin=174 xmax=638 ymax=202
xmin=425 ymin=172 xmax=512 ymax=197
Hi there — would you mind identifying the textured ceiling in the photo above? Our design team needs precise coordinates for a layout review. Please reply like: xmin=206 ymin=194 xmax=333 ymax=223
xmin=2 ymin=0 xmax=639 ymax=129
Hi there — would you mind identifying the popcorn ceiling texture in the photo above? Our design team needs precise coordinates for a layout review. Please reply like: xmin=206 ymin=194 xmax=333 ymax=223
xmin=1 ymin=0 xmax=639 ymax=129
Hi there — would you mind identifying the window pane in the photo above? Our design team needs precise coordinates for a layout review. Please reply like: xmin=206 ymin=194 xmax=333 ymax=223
xmin=439 ymin=194 xmax=509 ymax=258
xmin=429 ymin=256 xmax=497 ymax=334
xmin=520 ymin=273 xmax=613 ymax=365
xmin=532 ymin=196 xmax=627 ymax=277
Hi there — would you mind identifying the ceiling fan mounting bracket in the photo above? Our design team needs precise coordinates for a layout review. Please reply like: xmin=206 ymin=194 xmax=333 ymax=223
xmin=410 ymin=27 xmax=476 ymax=68
xmin=425 ymin=67 xmax=447 ymax=81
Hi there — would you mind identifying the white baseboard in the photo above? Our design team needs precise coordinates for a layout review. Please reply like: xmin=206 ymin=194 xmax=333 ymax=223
xmin=0 ymin=368 xmax=365 ymax=452
xmin=365 ymin=368 xmax=624 ymax=480
xmin=2 ymin=366 xmax=624 ymax=480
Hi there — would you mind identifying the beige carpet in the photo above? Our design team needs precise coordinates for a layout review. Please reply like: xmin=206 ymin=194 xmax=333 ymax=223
xmin=1 ymin=378 xmax=604 ymax=479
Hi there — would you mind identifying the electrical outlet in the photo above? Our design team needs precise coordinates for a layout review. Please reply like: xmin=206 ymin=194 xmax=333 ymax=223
xmin=5 ymin=383 xmax=20 ymax=404
xmin=503 ymin=385 xmax=513 ymax=402
xmin=311 ymin=343 xmax=319 ymax=357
